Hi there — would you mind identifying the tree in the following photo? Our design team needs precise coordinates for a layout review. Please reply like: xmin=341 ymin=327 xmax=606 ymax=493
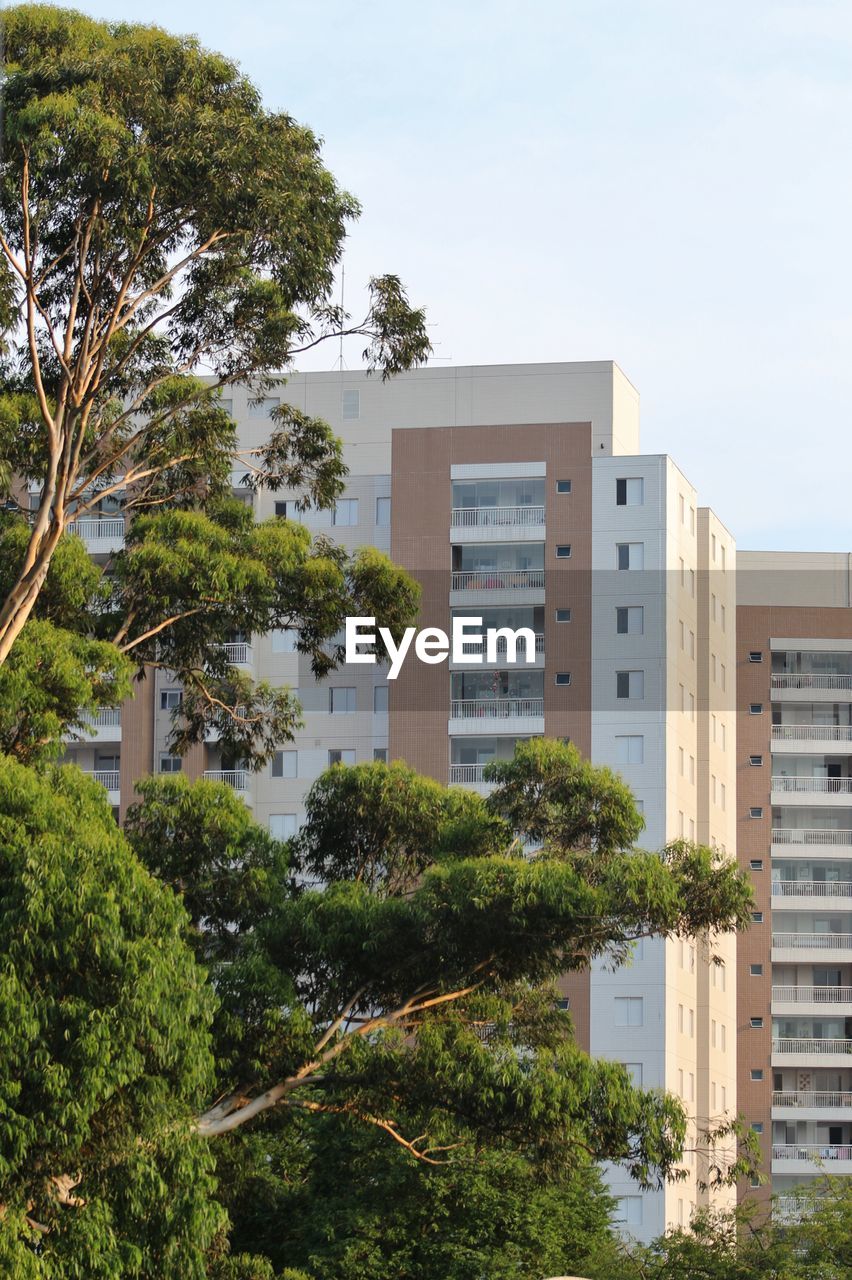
xmin=593 ymin=1178 xmax=852 ymax=1280
xmin=0 ymin=4 xmax=429 ymax=755
xmin=165 ymin=746 xmax=750 ymax=1275
xmin=0 ymin=755 xmax=222 ymax=1278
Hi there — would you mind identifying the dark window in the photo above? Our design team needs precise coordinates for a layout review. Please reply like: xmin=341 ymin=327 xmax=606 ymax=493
xmin=749 ymin=703 xmax=763 ymax=715
xmin=373 ymin=748 xmax=388 ymax=763
xmin=751 ymin=1122 xmax=764 ymax=1133
xmin=749 ymin=859 xmax=763 ymax=871
xmin=556 ymin=545 xmax=571 ymax=559
xmin=556 ymin=480 xmax=572 ymax=494
xmin=555 ymin=673 xmax=571 ymax=686
xmin=750 ymin=1069 xmax=764 ymax=1082
xmin=749 ymin=651 xmax=763 ymax=663
xmin=749 ymin=963 xmax=763 ymax=976
xmin=750 ymin=1017 xmax=764 ymax=1028
xmin=749 ymin=755 xmax=763 ymax=766
xmin=556 ymin=608 xmax=572 ymax=623
xmin=750 ymin=806 xmax=763 ymax=818
xmin=751 ymin=911 xmax=764 ymax=923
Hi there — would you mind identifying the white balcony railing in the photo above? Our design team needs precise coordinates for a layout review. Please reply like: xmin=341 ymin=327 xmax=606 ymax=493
xmin=68 ymin=517 xmax=126 ymax=541
xmin=451 ymin=506 xmax=545 ymax=528
xmin=773 ymin=829 xmax=852 ymax=846
xmin=772 ymin=934 xmax=852 ymax=950
xmin=79 ymin=707 xmax=121 ymax=728
xmin=449 ymin=764 xmax=491 ymax=784
xmin=221 ymin=642 xmax=253 ymax=664
xmin=773 ymin=1143 xmax=852 ymax=1160
xmin=772 ymin=985 xmax=852 ymax=1002
xmin=203 ymin=769 xmax=250 ymax=791
xmin=450 ymin=698 xmax=544 ymax=720
xmin=455 ymin=633 xmax=545 ymax=658
xmin=774 ymin=1090 xmax=852 ymax=1108
xmin=774 ymin=1196 xmax=809 ymax=1221
xmin=773 ymin=1038 xmax=852 ymax=1054
xmin=772 ymin=776 xmax=852 ymax=794
xmin=82 ymin=769 xmax=120 ymax=791
xmin=451 ymin=569 xmax=545 ymax=591
xmin=772 ymin=881 xmax=852 ymax=897
xmin=772 ymin=674 xmax=852 ymax=691
xmin=772 ymin=724 xmax=852 ymax=742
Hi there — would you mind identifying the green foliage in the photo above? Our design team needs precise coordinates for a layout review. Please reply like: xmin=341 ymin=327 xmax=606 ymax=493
xmin=0 ymin=3 xmax=430 ymax=755
xmin=0 ymin=756 xmax=222 ymax=1277
xmin=596 ymin=1179 xmax=852 ymax=1279
xmin=0 ymin=618 xmax=131 ymax=763
xmin=485 ymin=737 xmax=645 ymax=859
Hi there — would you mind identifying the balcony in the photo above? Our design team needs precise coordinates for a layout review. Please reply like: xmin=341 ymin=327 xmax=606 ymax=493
xmin=220 ymin=642 xmax=253 ymax=665
xmin=773 ymin=1196 xmax=809 ymax=1223
xmin=450 ymin=505 xmax=545 ymax=543
xmin=203 ymin=769 xmax=250 ymax=791
xmin=66 ymin=707 xmax=122 ymax=743
xmin=772 ymin=881 xmax=852 ymax=901
xmin=772 ymin=674 xmax=852 ymax=697
xmin=767 ymin=1034 xmax=849 ymax=1054
xmin=772 ymin=828 xmax=852 ymax=850
xmin=772 ymin=1143 xmax=852 ymax=1170
xmin=772 ymin=985 xmax=852 ymax=1003
xmin=81 ymin=769 xmax=120 ymax=802
xmin=772 ymin=933 xmax=852 ymax=951
xmin=449 ymin=697 xmax=545 ymax=737
xmin=451 ymin=632 xmax=545 ymax=667
xmin=772 ymin=777 xmax=852 ymax=806
xmin=68 ymin=516 xmax=125 ymax=554
xmin=449 ymin=763 xmax=492 ymax=786
xmin=773 ymin=1090 xmax=852 ymax=1109
xmin=773 ymin=724 xmax=852 ymax=745
xmin=450 ymin=569 xmax=545 ymax=591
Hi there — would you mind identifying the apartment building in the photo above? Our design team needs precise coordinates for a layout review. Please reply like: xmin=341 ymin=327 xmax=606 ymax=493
xmin=737 ymin=552 xmax=852 ymax=1219
xmin=61 ymin=361 xmax=739 ymax=1241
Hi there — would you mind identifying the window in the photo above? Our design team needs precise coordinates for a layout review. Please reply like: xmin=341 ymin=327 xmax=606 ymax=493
xmin=749 ymin=703 xmax=763 ymax=715
xmin=750 ymin=963 xmax=764 ymax=976
xmin=342 ymin=389 xmax=360 ymax=420
xmin=721 ymin=545 xmax=726 ymax=570
xmin=160 ymin=689 xmax=182 ymax=710
xmin=274 ymin=500 xmax=300 ymax=520
xmin=615 ymin=735 xmax=644 ymax=764
xmin=616 ymin=542 xmax=644 ymax=570
xmin=555 ymin=608 xmax=572 ymax=623
xmin=749 ymin=859 xmax=764 ymax=871
xmin=679 ymin=494 xmax=685 ymax=523
xmin=750 ymin=807 xmax=763 ymax=819
xmin=375 ymin=496 xmax=391 ymax=526
xmin=328 ymin=749 xmax=356 ymax=766
xmin=750 ymin=1069 xmax=764 ymax=1082
xmin=272 ymin=750 xmax=297 ymax=779
xmin=617 ymin=1196 xmax=643 ymax=1227
xmin=248 ymin=396 xmax=279 ymax=417
xmin=749 ymin=651 xmax=763 ymax=663
xmin=556 ymin=479 xmax=572 ymax=494
xmin=159 ymin=754 xmax=182 ymax=773
xmin=269 ymin=814 xmax=297 ymax=840
xmin=751 ymin=1122 xmax=764 ymax=1134
xmin=555 ymin=544 xmax=572 ymax=559
xmin=333 ymin=498 xmax=359 ymax=526
xmin=616 ymin=477 xmax=644 ymax=506
xmin=623 ymin=1062 xmax=643 ymax=1086
xmin=555 ymin=672 xmax=571 ymax=686
xmin=720 ymin=1024 xmax=727 ymax=1051
xmin=749 ymin=755 xmax=764 ymax=767
xmin=750 ymin=1017 xmax=764 ymax=1029
xmin=614 ymin=996 xmax=644 ymax=1027
xmin=373 ymin=685 xmax=389 ymax=713
xmin=616 ymin=670 xmax=644 ymax=699
xmin=373 ymin=747 xmax=388 ymax=763
xmin=752 ymin=911 xmax=764 ymax=923
xmin=720 ymin=663 xmax=726 ymax=691
xmin=272 ymin=628 xmax=298 ymax=653
xmin=616 ymin=605 xmax=644 ymax=634
xmin=678 ymin=1004 xmax=684 ymax=1032
xmin=330 ymin=687 xmax=357 ymax=714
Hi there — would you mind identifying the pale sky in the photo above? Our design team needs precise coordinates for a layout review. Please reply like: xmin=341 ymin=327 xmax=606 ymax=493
xmin=78 ymin=0 xmax=852 ymax=551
